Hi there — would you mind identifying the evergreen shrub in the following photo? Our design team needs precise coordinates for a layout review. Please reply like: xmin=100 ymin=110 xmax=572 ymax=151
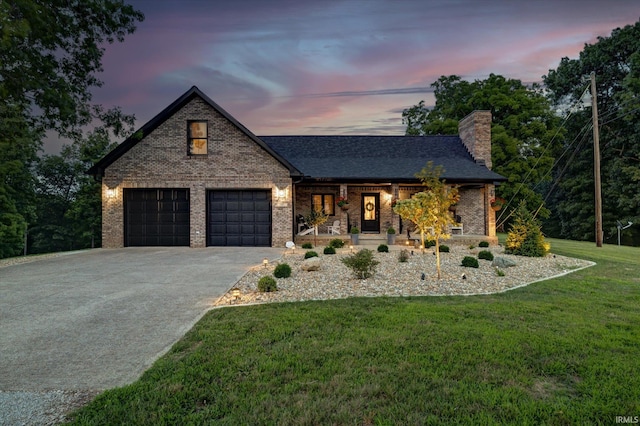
xmin=273 ymin=263 xmax=292 ymax=278
xmin=478 ymin=250 xmax=494 ymax=261
xmin=304 ymin=251 xmax=318 ymax=259
xmin=258 ymin=276 xmax=277 ymax=292
xmin=461 ymin=256 xmax=479 ymax=268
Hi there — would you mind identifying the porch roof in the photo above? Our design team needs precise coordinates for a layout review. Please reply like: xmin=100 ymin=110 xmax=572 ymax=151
xmin=260 ymin=135 xmax=506 ymax=183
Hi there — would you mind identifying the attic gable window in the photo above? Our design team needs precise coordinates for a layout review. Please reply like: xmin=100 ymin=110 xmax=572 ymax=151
xmin=188 ymin=120 xmax=208 ymax=155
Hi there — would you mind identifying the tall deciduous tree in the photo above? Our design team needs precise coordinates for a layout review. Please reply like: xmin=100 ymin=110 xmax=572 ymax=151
xmin=0 ymin=0 xmax=143 ymax=257
xmin=393 ymin=163 xmax=459 ymax=279
xmin=0 ymin=0 xmax=144 ymax=136
xmin=0 ymin=104 xmax=40 ymax=257
xmin=543 ymin=20 xmax=640 ymax=245
xmin=402 ymin=74 xmax=563 ymax=229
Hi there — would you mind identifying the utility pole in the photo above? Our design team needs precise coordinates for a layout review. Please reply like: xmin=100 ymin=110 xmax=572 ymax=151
xmin=590 ymin=72 xmax=603 ymax=247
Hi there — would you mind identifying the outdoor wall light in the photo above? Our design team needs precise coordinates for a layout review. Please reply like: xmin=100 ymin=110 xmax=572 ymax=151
xmin=275 ymin=186 xmax=288 ymax=200
xmin=106 ymin=188 xmax=117 ymax=198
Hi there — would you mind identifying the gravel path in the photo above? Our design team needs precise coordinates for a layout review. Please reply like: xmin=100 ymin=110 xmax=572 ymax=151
xmin=215 ymin=245 xmax=594 ymax=306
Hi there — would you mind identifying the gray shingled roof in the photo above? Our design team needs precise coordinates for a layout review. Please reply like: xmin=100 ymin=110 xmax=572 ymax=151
xmin=260 ymin=135 xmax=506 ymax=183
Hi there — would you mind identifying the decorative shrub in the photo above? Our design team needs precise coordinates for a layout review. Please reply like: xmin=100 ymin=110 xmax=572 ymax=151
xmin=273 ymin=263 xmax=292 ymax=278
xmin=304 ymin=251 xmax=318 ymax=259
xmin=323 ymin=246 xmax=336 ymax=255
xmin=341 ymin=249 xmax=379 ymax=279
xmin=505 ymin=201 xmax=550 ymax=257
xmin=461 ymin=256 xmax=479 ymax=268
xmin=387 ymin=227 xmax=396 ymax=234
xmin=439 ymin=245 xmax=450 ymax=253
xmin=301 ymin=242 xmax=313 ymax=249
xmin=329 ymin=238 xmax=345 ymax=248
xmin=468 ymin=244 xmax=475 ymax=249
xmin=479 ymin=241 xmax=490 ymax=248
xmin=350 ymin=227 xmax=360 ymax=234
xmin=495 ymin=268 xmax=505 ymax=277
xmin=377 ymin=244 xmax=389 ymax=253
xmin=478 ymin=250 xmax=494 ymax=261
xmin=425 ymin=239 xmax=436 ymax=248
xmin=398 ymin=249 xmax=409 ymax=263
xmin=258 ymin=276 xmax=278 ymax=292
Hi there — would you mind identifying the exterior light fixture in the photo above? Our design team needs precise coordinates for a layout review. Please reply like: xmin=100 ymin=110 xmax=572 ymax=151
xmin=263 ymin=258 xmax=269 ymax=268
xmin=275 ymin=187 xmax=288 ymax=200
xmin=232 ymin=287 xmax=241 ymax=301
xmin=349 ymin=245 xmax=354 ymax=252
xmin=106 ymin=188 xmax=117 ymax=198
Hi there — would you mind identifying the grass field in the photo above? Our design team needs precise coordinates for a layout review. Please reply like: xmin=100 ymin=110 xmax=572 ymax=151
xmin=67 ymin=239 xmax=640 ymax=425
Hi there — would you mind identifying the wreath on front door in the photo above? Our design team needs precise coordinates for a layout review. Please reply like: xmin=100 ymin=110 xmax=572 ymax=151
xmin=365 ymin=202 xmax=375 ymax=212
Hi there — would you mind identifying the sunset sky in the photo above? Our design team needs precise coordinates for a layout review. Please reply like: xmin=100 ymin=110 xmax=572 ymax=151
xmin=47 ymin=0 xmax=640 ymax=153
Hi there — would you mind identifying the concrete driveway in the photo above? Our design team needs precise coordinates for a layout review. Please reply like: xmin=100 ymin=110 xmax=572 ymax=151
xmin=0 ymin=247 xmax=283 ymax=391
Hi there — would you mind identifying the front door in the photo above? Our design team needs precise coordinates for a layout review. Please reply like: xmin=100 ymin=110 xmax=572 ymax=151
xmin=361 ymin=193 xmax=380 ymax=232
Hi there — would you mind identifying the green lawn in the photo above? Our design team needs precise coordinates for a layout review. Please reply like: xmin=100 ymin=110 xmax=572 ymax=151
xmin=67 ymin=239 xmax=640 ymax=425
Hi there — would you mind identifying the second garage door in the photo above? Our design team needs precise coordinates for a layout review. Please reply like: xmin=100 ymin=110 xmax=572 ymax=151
xmin=207 ymin=190 xmax=271 ymax=246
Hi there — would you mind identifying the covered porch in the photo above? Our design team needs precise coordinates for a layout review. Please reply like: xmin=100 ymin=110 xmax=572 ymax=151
xmin=292 ymin=182 xmax=497 ymax=245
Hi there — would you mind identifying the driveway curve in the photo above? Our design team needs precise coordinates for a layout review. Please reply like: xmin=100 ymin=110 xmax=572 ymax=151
xmin=0 ymin=247 xmax=283 ymax=391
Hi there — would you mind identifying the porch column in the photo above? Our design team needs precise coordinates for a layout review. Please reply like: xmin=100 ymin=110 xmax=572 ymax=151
xmin=340 ymin=184 xmax=349 ymax=234
xmin=391 ymin=184 xmax=400 ymax=232
xmin=486 ymin=184 xmax=496 ymax=237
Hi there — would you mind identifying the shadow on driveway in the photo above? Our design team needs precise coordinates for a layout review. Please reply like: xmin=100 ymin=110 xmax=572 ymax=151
xmin=0 ymin=247 xmax=283 ymax=391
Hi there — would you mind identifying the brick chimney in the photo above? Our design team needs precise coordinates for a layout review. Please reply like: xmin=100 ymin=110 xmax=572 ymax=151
xmin=458 ymin=111 xmax=492 ymax=170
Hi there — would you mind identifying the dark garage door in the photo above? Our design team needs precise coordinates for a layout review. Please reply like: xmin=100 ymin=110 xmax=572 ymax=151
xmin=125 ymin=189 xmax=190 ymax=246
xmin=208 ymin=190 xmax=271 ymax=246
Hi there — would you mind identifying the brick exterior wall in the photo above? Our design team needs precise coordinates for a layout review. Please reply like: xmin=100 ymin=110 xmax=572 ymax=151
xmin=459 ymin=110 xmax=492 ymax=169
xmin=101 ymin=97 xmax=293 ymax=248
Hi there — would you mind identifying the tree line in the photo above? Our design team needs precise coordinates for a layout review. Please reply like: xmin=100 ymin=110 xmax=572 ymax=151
xmin=403 ymin=20 xmax=640 ymax=246
xmin=0 ymin=1 xmax=143 ymax=258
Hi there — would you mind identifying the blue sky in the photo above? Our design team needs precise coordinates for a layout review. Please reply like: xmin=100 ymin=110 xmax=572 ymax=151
xmin=46 ymin=0 xmax=640 ymax=153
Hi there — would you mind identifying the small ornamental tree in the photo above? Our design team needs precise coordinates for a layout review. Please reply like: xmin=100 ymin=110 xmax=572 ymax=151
xmin=505 ymin=201 xmax=550 ymax=257
xmin=304 ymin=208 xmax=329 ymax=246
xmin=393 ymin=162 xmax=459 ymax=279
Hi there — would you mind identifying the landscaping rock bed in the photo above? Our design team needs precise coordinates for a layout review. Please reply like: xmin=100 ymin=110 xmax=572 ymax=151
xmin=215 ymin=245 xmax=594 ymax=306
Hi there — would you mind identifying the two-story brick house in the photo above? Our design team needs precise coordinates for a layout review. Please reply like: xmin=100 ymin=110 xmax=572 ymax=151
xmin=88 ymin=86 xmax=505 ymax=248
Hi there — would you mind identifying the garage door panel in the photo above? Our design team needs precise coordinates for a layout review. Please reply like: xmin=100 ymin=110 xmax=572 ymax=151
xmin=125 ymin=189 xmax=190 ymax=247
xmin=226 ymin=224 xmax=240 ymax=234
xmin=241 ymin=212 xmax=256 ymax=222
xmin=241 ymin=224 xmax=255 ymax=233
xmin=207 ymin=190 xmax=271 ymax=247
xmin=226 ymin=212 xmax=240 ymax=222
